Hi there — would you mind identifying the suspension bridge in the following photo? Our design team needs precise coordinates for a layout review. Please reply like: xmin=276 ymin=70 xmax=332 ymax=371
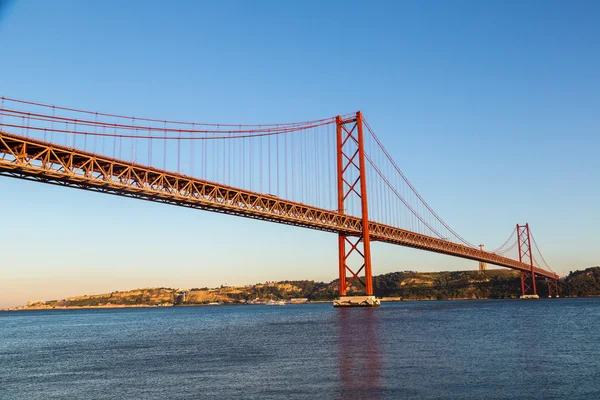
xmin=0 ymin=97 xmax=559 ymax=306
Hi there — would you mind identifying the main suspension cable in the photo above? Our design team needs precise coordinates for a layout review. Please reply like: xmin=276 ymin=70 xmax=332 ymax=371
xmin=530 ymin=231 xmax=554 ymax=272
xmin=489 ymin=227 xmax=517 ymax=253
xmin=363 ymin=118 xmax=476 ymax=248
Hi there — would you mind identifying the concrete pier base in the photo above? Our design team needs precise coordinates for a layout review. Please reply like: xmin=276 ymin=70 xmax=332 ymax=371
xmin=520 ymin=294 xmax=540 ymax=299
xmin=333 ymin=296 xmax=380 ymax=307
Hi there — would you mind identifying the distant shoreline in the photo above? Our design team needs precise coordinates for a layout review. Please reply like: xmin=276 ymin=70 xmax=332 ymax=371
xmin=1 ymin=304 xmax=173 ymax=311
xmin=6 ymin=296 xmax=598 ymax=312
xmin=1 ymin=301 xmax=331 ymax=311
xmin=4 ymin=267 xmax=598 ymax=311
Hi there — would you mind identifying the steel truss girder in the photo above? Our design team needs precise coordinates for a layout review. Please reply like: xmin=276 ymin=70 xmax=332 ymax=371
xmin=0 ymin=130 xmax=558 ymax=280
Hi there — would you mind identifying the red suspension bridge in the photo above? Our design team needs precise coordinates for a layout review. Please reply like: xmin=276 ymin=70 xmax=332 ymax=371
xmin=0 ymin=97 xmax=559 ymax=305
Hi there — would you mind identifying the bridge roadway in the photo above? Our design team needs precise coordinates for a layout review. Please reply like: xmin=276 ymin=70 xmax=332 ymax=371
xmin=0 ymin=130 xmax=558 ymax=280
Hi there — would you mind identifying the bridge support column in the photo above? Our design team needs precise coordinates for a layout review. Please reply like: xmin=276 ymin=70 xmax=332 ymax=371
xmin=547 ymin=279 xmax=559 ymax=298
xmin=517 ymin=223 xmax=539 ymax=299
xmin=334 ymin=112 xmax=378 ymax=307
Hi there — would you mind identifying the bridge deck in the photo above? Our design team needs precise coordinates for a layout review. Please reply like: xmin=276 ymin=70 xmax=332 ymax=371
xmin=0 ymin=130 xmax=558 ymax=280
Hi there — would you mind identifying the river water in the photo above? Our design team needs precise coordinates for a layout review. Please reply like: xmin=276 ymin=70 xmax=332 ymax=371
xmin=1 ymin=299 xmax=599 ymax=399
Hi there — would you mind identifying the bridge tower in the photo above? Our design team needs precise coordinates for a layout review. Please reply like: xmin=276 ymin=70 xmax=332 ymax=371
xmin=517 ymin=223 xmax=538 ymax=298
xmin=547 ymin=278 xmax=559 ymax=298
xmin=478 ymin=244 xmax=487 ymax=272
xmin=333 ymin=112 xmax=379 ymax=307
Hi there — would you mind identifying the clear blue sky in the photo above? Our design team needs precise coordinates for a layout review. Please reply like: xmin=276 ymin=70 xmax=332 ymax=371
xmin=0 ymin=0 xmax=598 ymax=307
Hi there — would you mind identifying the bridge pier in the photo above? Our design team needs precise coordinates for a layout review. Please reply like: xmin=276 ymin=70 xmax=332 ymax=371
xmin=520 ymin=271 xmax=539 ymax=299
xmin=547 ymin=278 xmax=559 ymax=298
xmin=333 ymin=296 xmax=380 ymax=307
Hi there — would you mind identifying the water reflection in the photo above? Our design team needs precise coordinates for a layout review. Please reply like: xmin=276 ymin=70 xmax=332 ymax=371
xmin=336 ymin=307 xmax=383 ymax=399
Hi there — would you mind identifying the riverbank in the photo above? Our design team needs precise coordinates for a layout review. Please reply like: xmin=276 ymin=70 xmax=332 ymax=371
xmin=5 ymin=267 xmax=598 ymax=311
xmin=4 ymin=296 xmax=589 ymax=311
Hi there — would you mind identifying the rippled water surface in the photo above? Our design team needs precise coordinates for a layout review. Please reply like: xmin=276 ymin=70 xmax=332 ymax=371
xmin=1 ymin=299 xmax=599 ymax=399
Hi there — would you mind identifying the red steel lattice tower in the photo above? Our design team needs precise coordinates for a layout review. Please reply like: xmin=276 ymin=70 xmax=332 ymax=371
xmin=336 ymin=112 xmax=373 ymax=296
xmin=517 ymin=223 xmax=537 ymax=296
xmin=547 ymin=278 xmax=559 ymax=298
